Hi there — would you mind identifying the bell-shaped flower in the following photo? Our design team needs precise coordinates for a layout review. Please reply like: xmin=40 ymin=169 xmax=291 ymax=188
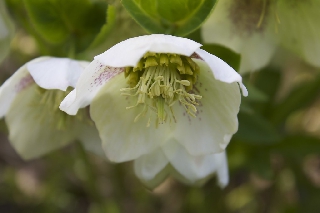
xmin=0 ymin=57 xmax=102 ymax=159
xmin=60 ymin=34 xmax=247 ymax=186
xmin=202 ymin=0 xmax=320 ymax=73
xmin=134 ymin=141 xmax=229 ymax=189
xmin=0 ymin=0 xmax=14 ymax=64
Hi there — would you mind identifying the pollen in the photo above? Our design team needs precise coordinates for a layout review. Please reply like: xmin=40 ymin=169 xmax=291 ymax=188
xmin=120 ymin=52 xmax=202 ymax=125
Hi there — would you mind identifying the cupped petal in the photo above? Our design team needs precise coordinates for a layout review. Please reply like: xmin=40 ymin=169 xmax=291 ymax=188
xmin=90 ymin=73 xmax=172 ymax=162
xmin=137 ymin=164 xmax=171 ymax=190
xmin=172 ymin=61 xmax=241 ymax=156
xmin=0 ymin=65 xmax=33 ymax=117
xmin=201 ymin=0 xmax=277 ymax=73
xmin=195 ymin=49 xmax=248 ymax=96
xmin=162 ymin=139 xmax=229 ymax=187
xmin=76 ymin=121 xmax=105 ymax=158
xmin=60 ymin=60 xmax=124 ymax=115
xmin=215 ymin=151 xmax=229 ymax=188
xmin=5 ymin=84 xmax=77 ymax=160
xmin=27 ymin=57 xmax=89 ymax=91
xmin=134 ymin=148 xmax=169 ymax=181
xmin=94 ymin=34 xmax=202 ymax=67
xmin=277 ymin=0 xmax=320 ymax=68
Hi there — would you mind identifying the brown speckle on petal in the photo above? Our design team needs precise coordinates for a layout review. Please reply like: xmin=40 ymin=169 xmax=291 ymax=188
xmin=15 ymin=74 xmax=34 ymax=92
xmin=190 ymin=52 xmax=203 ymax=60
xmin=89 ymin=63 xmax=124 ymax=91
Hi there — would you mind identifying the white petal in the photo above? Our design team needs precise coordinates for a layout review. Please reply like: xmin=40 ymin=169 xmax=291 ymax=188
xmin=277 ymin=0 xmax=320 ymax=68
xmin=215 ymin=151 xmax=229 ymax=188
xmin=90 ymin=74 xmax=172 ymax=162
xmin=60 ymin=60 xmax=124 ymax=115
xmin=95 ymin=34 xmax=202 ymax=67
xmin=60 ymin=89 xmax=76 ymax=113
xmin=5 ymin=85 xmax=77 ymax=159
xmin=134 ymin=148 xmax=168 ymax=181
xmin=27 ymin=57 xmax=89 ymax=91
xmin=162 ymin=139 xmax=229 ymax=186
xmin=0 ymin=65 xmax=33 ymax=117
xmin=172 ymin=61 xmax=241 ymax=155
xmin=137 ymin=165 xmax=170 ymax=190
xmin=76 ymin=122 xmax=105 ymax=158
xmin=195 ymin=49 xmax=248 ymax=96
xmin=201 ymin=0 xmax=277 ymax=73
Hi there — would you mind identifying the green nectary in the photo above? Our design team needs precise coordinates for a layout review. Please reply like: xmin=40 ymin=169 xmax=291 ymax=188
xmin=121 ymin=52 xmax=202 ymax=125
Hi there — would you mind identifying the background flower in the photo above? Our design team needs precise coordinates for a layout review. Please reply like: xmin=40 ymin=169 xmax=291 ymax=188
xmin=202 ymin=0 xmax=320 ymax=73
xmin=0 ymin=57 xmax=102 ymax=159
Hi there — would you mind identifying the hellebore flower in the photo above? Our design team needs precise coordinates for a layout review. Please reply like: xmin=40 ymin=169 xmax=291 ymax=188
xmin=0 ymin=57 xmax=101 ymax=159
xmin=60 ymin=34 xmax=247 ymax=187
xmin=0 ymin=0 xmax=14 ymax=64
xmin=202 ymin=0 xmax=320 ymax=73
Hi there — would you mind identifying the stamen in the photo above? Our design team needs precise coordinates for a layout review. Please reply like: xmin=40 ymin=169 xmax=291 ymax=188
xmin=257 ymin=0 xmax=267 ymax=28
xmin=121 ymin=53 xmax=202 ymax=126
xmin=34 ymin=87 xmax=90 ymax=130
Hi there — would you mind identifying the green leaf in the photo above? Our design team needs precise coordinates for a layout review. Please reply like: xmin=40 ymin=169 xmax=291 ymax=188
xmin=24 ymin=0 xmax=107 ymax=53
xmin=81 ymin=2 xmax=146 ymax=58
xmin=87 ymin=5 xmax=116 ymax=50
xmin=121 ymin=0 xmax=216 ymax=36
xmin=201 ymin=44 xmax=241 ymax=71
xmin=186 ymin=28 xmax=202 ymax=43
xmin=271 ymin=74 xmax=320 ymax=124
xmin=234 ymin=112 xmax=281 ymax=144
xmin=120 ymin=0 xmax=167 ymax=34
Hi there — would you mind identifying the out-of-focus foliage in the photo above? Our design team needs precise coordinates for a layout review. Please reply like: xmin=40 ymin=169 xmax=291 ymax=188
xmin=0 ymin=0 xmax=14 ymax=64
xmin=122 ymin=0 xmax=215 ymax=36
xmin=0 ymin=0 xmax=320 ymax=212
xmin=5 ymin=0 xmax=114 ymax=57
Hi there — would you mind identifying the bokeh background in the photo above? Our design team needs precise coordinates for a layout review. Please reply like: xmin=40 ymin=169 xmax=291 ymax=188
xmin=1 ymin=0 xmax=320 ymax=212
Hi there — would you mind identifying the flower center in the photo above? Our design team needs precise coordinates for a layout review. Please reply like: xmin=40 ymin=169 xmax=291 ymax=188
xmin=121 ymin=52 xmax=202 ymax=126
xmin=35 ymin=87 xmax=90 ymax=130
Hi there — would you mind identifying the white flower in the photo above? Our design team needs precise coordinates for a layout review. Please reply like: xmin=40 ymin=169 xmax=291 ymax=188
xmin=202 ymin=0 xmax=320 ymax=73
xmin=0 ymin=1 xmax=14 ymax=64
xmin=60 ymin=34 xmax=247 ymax=187
xmin=0 ymin=57 xmax=102 ymax=159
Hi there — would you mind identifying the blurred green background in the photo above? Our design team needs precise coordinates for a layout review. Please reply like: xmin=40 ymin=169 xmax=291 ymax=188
xmin=1 ymin=0 xmax=320 ymax=212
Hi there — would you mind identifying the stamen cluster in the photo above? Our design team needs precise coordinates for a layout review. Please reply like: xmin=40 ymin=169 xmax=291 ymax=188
xmin=35 ymin=87 xmax=89 ymax=129
xmin=120 ymin=52 xmax=202 ymax=125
